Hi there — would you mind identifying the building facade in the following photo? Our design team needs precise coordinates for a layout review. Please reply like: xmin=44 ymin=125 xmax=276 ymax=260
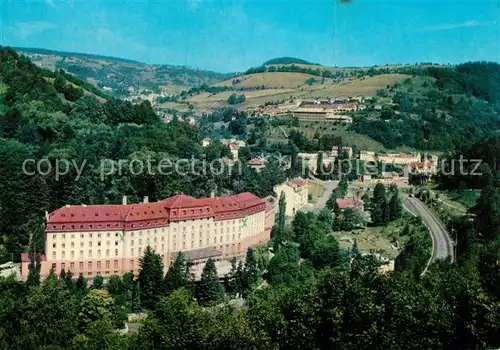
xmin=21 ymin=193 xmax=274 ymax=279
xmin=377 ymin=152 xmax=421 ymax=165
xmin=274 ymin=178 xmax=309 ymax=217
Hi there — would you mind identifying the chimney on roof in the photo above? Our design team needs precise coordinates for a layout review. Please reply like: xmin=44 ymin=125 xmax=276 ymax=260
xmin=143 ymin=196 xmax=149 ymax=204
xmin=65 ymin=204 xmax=70 ymax=208
xmin=122 ymin=196 xmax=128 ymax=205
xmin=210 ymin=191 xmax=215 ymax=198
xmin=45 ymin=211 xmax=49 ymax=221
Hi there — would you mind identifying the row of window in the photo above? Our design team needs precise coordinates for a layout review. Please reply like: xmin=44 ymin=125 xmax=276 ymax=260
xmin=51 ymin=232 xmax=245 ymax=260
xmin=52 ymin=219 xmax=254 ymax=240
xmin=53 ymin=260 xmax=129 ymax=272
xmin=53 ymin=240 xmax=119 ymax=249
xmin=53 ymin=249 xmax=119 ymax=259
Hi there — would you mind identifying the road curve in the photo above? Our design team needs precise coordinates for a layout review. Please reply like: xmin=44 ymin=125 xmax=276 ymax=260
xmin=307 ymin=178 xmax=339 ymax=213
xmin=403 ymin=197 xmax=454 ymax=263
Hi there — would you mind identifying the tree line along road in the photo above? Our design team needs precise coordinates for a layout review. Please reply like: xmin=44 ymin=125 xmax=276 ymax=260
xmin=403 ymin=196 xmax=454 ymax=263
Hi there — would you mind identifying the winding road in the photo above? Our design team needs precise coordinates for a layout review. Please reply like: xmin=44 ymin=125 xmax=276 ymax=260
xmin=308 ymin=178 xmax=339 ymax=213
xmin=403 ymin=197 xmax=454 ymax=263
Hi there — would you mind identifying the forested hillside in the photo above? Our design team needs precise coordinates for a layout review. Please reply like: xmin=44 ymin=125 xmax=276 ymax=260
xmin=18 ymin=47 xmax=234 ymax=98
xmin=1 ymin=47 xmax=500 ymax=348
xmin=0 ymin=47 xmax=284 ymax=260
xmin=351 ymin=62 xmax=500 ymax=150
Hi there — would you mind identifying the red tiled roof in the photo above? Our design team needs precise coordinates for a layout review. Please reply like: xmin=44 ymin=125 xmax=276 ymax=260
xmin=248 ymin=158 xmax=265 ymax=166
xmin=290 ymin=177 xmax=307 ymax=187
xmin=46 ymin=193 xmax=266 ymax=232
xmin=410 ymin=161 xmax=434 ymax=169
xmin=336 ymin=198 xmax=364 ymax=210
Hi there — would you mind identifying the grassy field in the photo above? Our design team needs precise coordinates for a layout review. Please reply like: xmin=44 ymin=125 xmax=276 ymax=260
xmin=449 ymin=190 xmax=481 ymax=208
xmin=264 ymin=122 xmax=386 ymax=152
xmin=215 ymin=72 xmax=324 ymax=88
xmin=332 ymin=217 xmax=411 ymax=259
xmin=308 ymin=182 xmax=326 ymax=204
xmin=306 ymin=74 xmax=412 ymax=99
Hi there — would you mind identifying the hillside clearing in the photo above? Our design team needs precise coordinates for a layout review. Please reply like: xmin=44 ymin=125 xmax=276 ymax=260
xmin=215 ymin=72 xmax=323 ymax=88
xmin=306 ymin=74 xmax=412 ymax=98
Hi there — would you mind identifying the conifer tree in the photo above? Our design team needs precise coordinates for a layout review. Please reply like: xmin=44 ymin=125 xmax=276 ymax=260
xmin=389 ymin=191 xmax=403 ymax=221
xmin=132 ymin=282 xmax=142 ymax=313
xmin=244 ymin=248 xmax=260 ymax=290
xmin=26 ymin=251 xmax=41 ymax=287
xmin=277 ymin=191 xmax=286 ymax=237
xmin=26 ymin=225 xmax=42 ymax=287
xmin=196 ymin=258 xmax=224 ymax=306
xmin=138 ymin=246 xmax=164 ymax=309
xmin=76 ymin=273 xmax=88 ymax=298
xmin=59 ymin=268 xmax=67 ymax=280
xmin=235 ymin=260 xmax=245 ymax=296
xmin=372 ymin=183 xmax=389 ymax=225
xmin=226 ymin=257 xmax=238 ymax=297
xmin=92 ymin=275 xmax=104 ymax=289
xmin=164 ymin=252 xmax=192 ymax=296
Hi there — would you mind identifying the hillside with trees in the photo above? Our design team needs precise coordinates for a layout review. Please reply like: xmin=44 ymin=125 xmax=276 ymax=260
xmin=1 ymin=47 xmax=500 ymax=348
xmin=350 ymin=62 xmax=500 ymax=151
xmin=18 ymin=47 xmax=234 ymax=98
xmin=263 ymin=57 xmax=319 ymax=66
xmin=0 ymin=47 xmax=286 ymax=262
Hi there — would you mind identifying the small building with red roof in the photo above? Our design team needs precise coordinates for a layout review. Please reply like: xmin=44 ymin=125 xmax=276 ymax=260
xmin=336 ymin=198 xmax=364 ymax=212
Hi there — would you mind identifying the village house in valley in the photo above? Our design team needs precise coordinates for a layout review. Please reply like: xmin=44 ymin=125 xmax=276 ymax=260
xmin=273 ymin=178 xmax=309 ymax=217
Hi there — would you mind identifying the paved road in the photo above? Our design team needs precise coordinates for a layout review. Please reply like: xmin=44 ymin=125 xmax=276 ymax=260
xmin=403 ymin=197 xmax=454 ymax=262
xmin=308 ymin=178 xmax=339 ymax=213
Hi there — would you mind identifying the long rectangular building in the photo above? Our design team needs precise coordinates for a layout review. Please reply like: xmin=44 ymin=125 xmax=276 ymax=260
xmin=21 ymin=193 xmax=275 ymax=279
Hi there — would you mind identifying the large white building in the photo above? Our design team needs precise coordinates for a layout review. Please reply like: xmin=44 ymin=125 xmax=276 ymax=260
xmin=21 ymin=193 xmax=275 ymax=279
xmin=274 ymin=178 xmax=309 ymax=217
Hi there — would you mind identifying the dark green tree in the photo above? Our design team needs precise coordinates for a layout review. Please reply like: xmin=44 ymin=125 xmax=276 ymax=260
xmin=92 ymin=275 xmax=104 ymax=290
xmin=164 ymin=252 xmax=192 ymax=296
xmin=76 ymin=273 xmax=88 ymax=298
xmin=312 ymin=235 xmax=341 ymax=269
xmin=196 ymin=258 xmax=224 ymax=306
xmin=244 ymin=248 xmax=260 ymax=290
xmin=389 ymin=191 xmax=403 ymax=221
xmin=132 ymin=282 xmax=142 ymax=313
xmin=138 ymin=246 xmax=165 ymax=309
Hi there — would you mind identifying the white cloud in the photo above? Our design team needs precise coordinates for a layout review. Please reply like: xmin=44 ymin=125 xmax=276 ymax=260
xmin=187 ymin=0 xmax=199 ymax=11
xmin=45 ymin=0 xmax=57 ymax=8
xmin=12 ymin=21 xmax=57 ymax=40
xmin=423 ymin=20 xmax=498 ymax=32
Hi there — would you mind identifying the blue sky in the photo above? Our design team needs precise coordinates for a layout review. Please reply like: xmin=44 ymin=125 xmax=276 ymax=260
xmin=1 ymin=0 xmax=499 ymax=72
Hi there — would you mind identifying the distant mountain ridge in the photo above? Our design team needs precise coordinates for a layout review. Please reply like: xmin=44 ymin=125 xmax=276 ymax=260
xmin=263 ymin=57 xmax=319 ymax=66
xmin=16 ymin=47 xmax=235 ymax=99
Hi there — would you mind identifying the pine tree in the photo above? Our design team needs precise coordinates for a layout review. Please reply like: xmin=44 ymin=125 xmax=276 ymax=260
xmin=372 ymin=183 xmax=389 ymax=226
xmin=92 ymin=275 xmax=104 ymax=289
xmin=26 ymin=225 xmax=42 ymax=287
xmin=26 ymin=251 xmax=41 ymax=287
xmin=278 ymin=191 xmax=286 ymax=235
xmin=226 ymin=257 xmax=238 ymax=298
xmin=196 ymin=258 xmax=224 ymax=306
xmin=316 ymin=151 xmax=324 ymax=178
xmin=290 ymin=142 xmax=299 ymax=171
xmin=235 ymin=260 xmax=245 ymax=297
xmin=76 ymin=273 xmax=88 ymax=298
xmin=59 ymin=268 xmax=67 ymax=280
xmin=243 ymin=248 xmax=260 ymax=291
xmin=138 ymin=246 xmax=164 ymax=309
xmin=164 ymin=252 xmax=192 ymax=296
xmin=389 ymin=192 xmax=403 ymax=221
xmin=132 ymin=282 xmax=142 ymax=313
